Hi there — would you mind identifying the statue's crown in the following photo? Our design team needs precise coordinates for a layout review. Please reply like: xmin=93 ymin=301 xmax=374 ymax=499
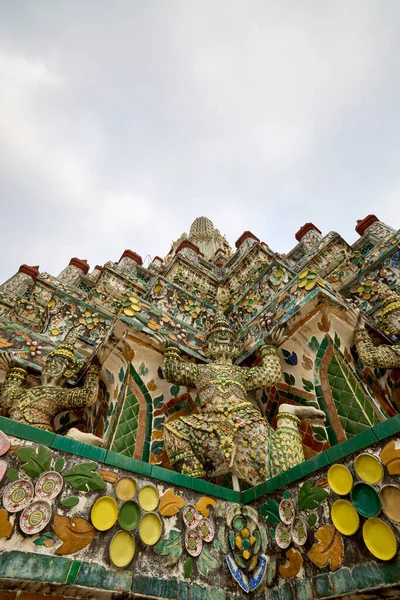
xmin=207 ymin=308 xmax=235 ymax=339
xmin=47 ymin=342 xmax=78 ymax=367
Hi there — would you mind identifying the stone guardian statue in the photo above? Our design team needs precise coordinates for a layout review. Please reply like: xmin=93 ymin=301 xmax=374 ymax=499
xmin=0 ymin=337 xmax=114 ymax=435
xmin=163 ymin=310 xmax=325 ymax=487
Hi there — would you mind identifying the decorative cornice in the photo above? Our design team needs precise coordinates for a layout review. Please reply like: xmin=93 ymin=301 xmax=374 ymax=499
xmin=119 ymin=249 xmax=143 ymax=266
xmin=235 ymin=231 xmax=260 ymax=249
xmin=295 ymin=223 xmax=322 ymax=242
xmin=355 ymin=214 xmax=379 ymax=236
xmin=18 ymin=264 xmax=40 ymax=280
xmin=69 ymin=258 xmax=90 ymax=275
xmin=175 ymin=240 xmax=204 ymax=256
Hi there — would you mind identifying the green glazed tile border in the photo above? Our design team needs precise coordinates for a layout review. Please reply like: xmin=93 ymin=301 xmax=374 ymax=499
xmin=191 ymin=476 xmax=230 ymax=500
xmin=0 ymin=550 xmax=72 ymax=584
xmin=295 ymin=579 xmax=314 ymax=600
xmin=326 ymin=428 xmax=378 ymax=463
xmin=4 ymin=412 xmax=400 ymax=506
xmin=378 ymin=559 xmax=400 ymax=586
xmin=52 ymin=434 xmax=107 ymax=462
xmin=132 ymin=575 xmax=178 ymax=598
xmin=66 ymin=559 xmax=81 ymax=584
xmin=104 ymin=449 xmax=153 ymax=477
xmin=351 ymin=561 xmax=383 ymax=591
xmin=286 ymin=450 xmax=330 ymax=484
xmin=75 ymin=560 xmax=132 ymax=591
xmin=373 ymin=413 xmax=400 ymax=440
xmin=313 ymin=573 xmax=335 ymax=598
xmin=329 ymin=567 xmax=356 ymax=596
xmin=151 ymin=465 xmax=193 ymax=488
xmin=241 ymin=486 xmax=257 ymax=504
xmin=0 ymin=416 xmax=55 ymax=446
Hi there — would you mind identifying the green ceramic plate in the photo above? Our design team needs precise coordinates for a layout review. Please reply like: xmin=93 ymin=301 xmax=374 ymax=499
xmin=118 ymin=500 xmax=141 ymax=531
xmin=351 ymin=482 xmax=381 ymax=518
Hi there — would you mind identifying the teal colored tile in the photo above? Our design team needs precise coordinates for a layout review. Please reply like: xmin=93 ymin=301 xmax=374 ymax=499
xmin=151 ymin=465 xmax=192 ymax=491
xmin=241 ymin=486 xmax=257 ymax=504
xmin=142 ymin=440 xmax=150 ymax=462
xmin=277 ymin=581 xmax=293 ymax=600
xmin=226 ymin=488 xmax=241 ymax=504
xmin=190 ymin=477 xmax=227 ymax=500
xmin=251 ymin=480 xmax=268 ymax=498
xmin=329 ymin=567 xmax=356 ymax=595
xmin=287 ymin=450 xmax=330 ymax=484
xmin=326 ymin=428 xmax=377 ymax=464
xmin=132 ymin=575 xmax=178 ymax=598
xmin=378 ymin=559 xmax=400 ymax=585
xmin=351 ymin=561 xmax=383 ymax=591
xmin=66 ymin=560 xmax=81 ymax=584
xmin=268 ymin=588 xmax=280 ymax=600
xmin=52 ymin=435 xmax=107 ymax=462
xmin=191 ymin=584 xmax=225 ymax=600
xmin=313 ymin=573 xmax=335 ymax=598
xmin=189 ymin=477 xmax=210 ymax=494
xmin=255 ymin=471 xmax=290 ymax=498
xmin=0 ymin=416 xmax=55 ymax=446
xmin=373 ymin=414 xmax=400 ymax=440
xmin=178 ymin=581 xmax=189 ymax=600
xmin=0 ymin=551 xmax=71 ymax=584
xmin=295 ymin=579 xmax=313 ymax=600
xmin=104 ymin=449 xmax=152 ymax=476
xmin=76 ymin=561 xmax=132 ymax=591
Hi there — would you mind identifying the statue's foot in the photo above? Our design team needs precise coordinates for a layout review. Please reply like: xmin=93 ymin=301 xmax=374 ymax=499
xmin=279 ymin=403 xmax=326 ymax=421
xmin=66 ymin=427 xmax=104 ymax=447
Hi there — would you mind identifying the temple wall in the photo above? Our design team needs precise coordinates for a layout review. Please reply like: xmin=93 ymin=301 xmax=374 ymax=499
xmin=0 ymin=417 xmax=400 ymax=598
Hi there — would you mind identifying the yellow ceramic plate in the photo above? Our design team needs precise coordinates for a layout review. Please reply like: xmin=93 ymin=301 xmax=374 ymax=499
xmin=139 ymin=512 xmax=162 ymax=545
xmin=355 ymin=453 xmax=384 ymax=485
xmin=116 ymin=478 xmax=137 ymax=501
xmin=380 ymin=485 xmax=400 ymax=523
xmin=363 ymin=518 xmax=397 ymax=560
xmin=327 ymin=464 xmax=353 ymax=495
xmin=138 ymin=485 xmax=159 ymax=512
xmin=91 ymin=496 xmax=118 ymax=531
xmin=331 ymin=500 xmax=359 ymax=535
xmin=109 ymin=530 xmax=135 ymax=567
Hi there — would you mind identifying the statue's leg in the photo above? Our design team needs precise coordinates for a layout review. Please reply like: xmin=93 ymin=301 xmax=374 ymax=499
xmin=163 ymin=428 xmax=206 ymax=478
xmin=231 ymin=421 xmax=272 ymax=487
xmin=270 ymin=413 xmax=305 ymax=477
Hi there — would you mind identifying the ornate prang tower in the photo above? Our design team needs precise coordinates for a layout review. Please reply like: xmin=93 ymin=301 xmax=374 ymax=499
xmin=0 ymin=214 xmax=399 ymax=598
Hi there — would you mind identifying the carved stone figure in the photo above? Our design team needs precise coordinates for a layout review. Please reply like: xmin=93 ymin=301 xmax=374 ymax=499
xmin=0 ymin=340 xmax=110 ymax=433
xmin=163 ymin=310 xmax=325 ymax=487
xmin=353 ymin=285 xmax=400 ymax=368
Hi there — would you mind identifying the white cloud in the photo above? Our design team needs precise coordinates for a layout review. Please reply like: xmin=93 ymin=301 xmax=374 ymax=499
xmin=0 ymin=1 xmax=399 ymax=280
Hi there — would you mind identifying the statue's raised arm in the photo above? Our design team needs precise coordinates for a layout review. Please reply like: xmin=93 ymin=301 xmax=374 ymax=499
xmin=163 ymin=344 xmax=199 ymax=388
xmin=244 ymin=326 xmax=286 ymax=390
xmin=352 ymin=285 xmax=400 ymax=369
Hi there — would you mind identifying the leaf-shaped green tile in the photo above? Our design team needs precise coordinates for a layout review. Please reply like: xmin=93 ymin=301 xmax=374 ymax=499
xmin=298 ymin=480 xmax=328 ymax=511
xmin=60 ymin=496 xmax=80 ymax=508
xmin=154 ymin=529 xmax=182 ymax=565
xmin=15 ymin=445 xmax=51 ymax=478
xmin=6 ymin=468 xmax=19 ymax=481
xmin=259 ymin=498 xmax=280 ymax=524
xmin=54 ymin=458 xmax=65 ymax=473
xmin=197 ymin=546 xmax=221 ymax=577
xmin=63 ymin=462 xmax=105 ymax=492
xmin=184 ymin=557 xmax=192 ymax=578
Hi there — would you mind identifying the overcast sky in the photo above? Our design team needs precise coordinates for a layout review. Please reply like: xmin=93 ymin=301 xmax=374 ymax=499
xmin=0 ymin=1 xmax=399 ymax=281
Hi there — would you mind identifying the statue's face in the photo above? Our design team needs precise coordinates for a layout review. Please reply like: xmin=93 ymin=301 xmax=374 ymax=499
xmin=41 ymin=356 xmax=69 ymax=385
xmin=207 ymin=331 xmax=238 ymax=361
